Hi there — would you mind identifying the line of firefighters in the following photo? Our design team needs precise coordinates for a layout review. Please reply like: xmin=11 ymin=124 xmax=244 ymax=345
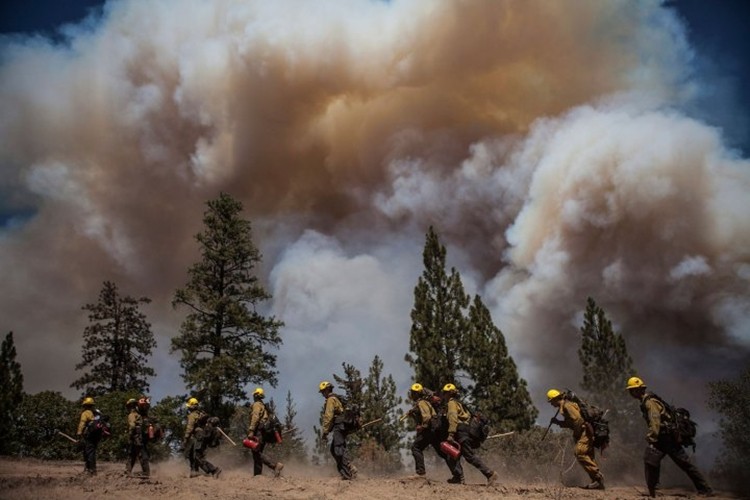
xmin=71 ymin=375 xmax=713 ymax=497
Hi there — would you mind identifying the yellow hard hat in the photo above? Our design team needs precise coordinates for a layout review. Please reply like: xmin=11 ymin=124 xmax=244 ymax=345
xmin=410 ymin=383 xmax=424 ymax=393
xmin=82 ymin=397 xmax=95 ymax=406
xmin=186 ymin=397 xmax=199 ymax=408
xmin=442 ymin=383 xmax=457 ymax=393
xmin=546 ymin=389 xmax=562 ymax=402
xmin=626 ymin=376 xmax=646 ymax=390
xmin=253 ymin=387 xmax=265 ymax=398
xmin=319 ymin=381 xmax=333 ymax=392
xmin=126 ymin=398 xmax=137 ymax=407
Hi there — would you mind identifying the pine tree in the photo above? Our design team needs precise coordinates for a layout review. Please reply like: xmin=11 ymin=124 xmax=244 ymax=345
xmin=405 ymin=226 xmax=469 ymax=392
xmin=577 ymin=296 xmax=640 ymax=453
xmin=171 ymin=193 xmax=283 ymax=421
xmin=277 ymin=391 xmax=307 ymax=463
xmin=359 ymin=355 xmax=405 ymax=471
xmin=71 ymin=281 xmax=156 ymax=395
xmin=708 ymin=362 xmax=750 ymax=496
xmin=0 ymin=332 xmax=24 ymax=453
xmin=461 ymin=295 xmax=537 ymax=431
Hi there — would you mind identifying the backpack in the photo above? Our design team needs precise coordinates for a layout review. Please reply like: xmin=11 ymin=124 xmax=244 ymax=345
xmin=467 ymin=411 xmax=492 ymax=444
xmin=87 ymin=410 xmax=112 ymax=442
xmin=563 ymin=390 xmax=610 ymax=450
xmin=143 ymin=416 xmax=163 ymax=442
xmin=335 ymin=395 xmax=362 ymax=433
xmin=261 ymin=408 xmax=284 ymax=442
xmin=645 ymin=393 xmax=697 ymax=450
xmin=460 ymin=401 xmax=492 ymax=445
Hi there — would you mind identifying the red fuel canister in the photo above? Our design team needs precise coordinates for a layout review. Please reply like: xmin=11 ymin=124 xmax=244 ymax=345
xmin=274 ymin=430 xmax=283 ymax=444
xmin=440 ymin=440 xmax=461 ymax=459
xmin=243 ymin=437 xmax=260 ymax=450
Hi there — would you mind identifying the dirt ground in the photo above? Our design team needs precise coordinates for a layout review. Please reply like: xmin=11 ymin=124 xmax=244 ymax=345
xmin=0 ymin=457 xmax=741 ymax=500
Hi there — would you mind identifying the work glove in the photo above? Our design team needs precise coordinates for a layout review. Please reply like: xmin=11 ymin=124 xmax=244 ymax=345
xmin=549 ymin=417 xmax=561 ymax=426
xmin=415 ymin=425 xmax=424 ymax=433
xmin=447 ymin=433 xmax=457 ymax=445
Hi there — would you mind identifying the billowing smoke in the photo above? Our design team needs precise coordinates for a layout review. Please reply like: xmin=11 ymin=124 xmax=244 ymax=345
xmin=1 ymin=0 xmax=748 ymax=450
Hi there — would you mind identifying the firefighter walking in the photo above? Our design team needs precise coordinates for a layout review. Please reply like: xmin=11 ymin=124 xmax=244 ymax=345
xmin=75 ymin=396 xmax=98 ymax=476
xmin=625 ymin=377 xmax=713 ymax=497
xmin=125 ymin=397 xmax=151 ymax=477
xmin=318 ymin=381 xmax=357 ymax=480
xmin=407 ymin=383 xmax=446 ymax=477
xmin=183 ymin=397 xmax=222 ymax=479
xmin=442 ymin=384 xmax=497 ymax=485
xmin=247 ymin=388 xmax=284 ymax=477
xmin=546 ymin=389 xmax=604 ymax=490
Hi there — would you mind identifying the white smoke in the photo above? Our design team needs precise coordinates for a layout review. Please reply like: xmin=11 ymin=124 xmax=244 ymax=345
xmin=0 ymin=0 xmax=747 ymax=448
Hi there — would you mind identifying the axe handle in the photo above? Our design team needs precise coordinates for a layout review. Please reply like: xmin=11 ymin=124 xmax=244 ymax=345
xmin=359 ymin=418 xmax=383 ymax=430
xmin=487 ymin=431 xmax=515 ymax=439
xmin=217 ymin=427 xmax=237 ymax=446
xmin=57 ymin=430 xmax=78 ymax=443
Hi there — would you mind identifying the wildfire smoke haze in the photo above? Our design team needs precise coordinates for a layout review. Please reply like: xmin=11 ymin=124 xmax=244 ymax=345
xmin=1 ymin=0 xmax=748 ymax=438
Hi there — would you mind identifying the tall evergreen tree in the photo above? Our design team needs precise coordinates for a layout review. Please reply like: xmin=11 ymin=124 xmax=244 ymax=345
xmin=461 ymin=295 xmax=537 ymax=431
xmin=71 ymin=281 xmax=156 ymax=395
xmin=171 ymin=193 xmax=283 ymax=420
xmin=277 ymin=391 xmax=307 ymax=463
xmin=577 ymin=296 xmax=639 ymax=447
xmin=405 ymin=226 xmax=469 ymax=392
xmin=360 ymin=355 xmax=405 ymax=459
xmin=0 ymin=331 xmax=24 ymax=454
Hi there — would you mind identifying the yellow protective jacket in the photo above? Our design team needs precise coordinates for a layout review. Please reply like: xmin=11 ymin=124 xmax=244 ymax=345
xmin=322 ymin=394 xmax=344 ymax=433
xmin=640 ymin=393 xmax=667 ymax=444
xmin=445 ymin=398 xmax=470 ymax=434
xmin=248 ymin=401 xmax=269 ymax=435
xmin=128 ymin=409 xmax=142 ymax=438
xmin=558 ymin=400 xmax=586 ymax=440
xmin=76 ymin=409 xmax=94 ymax=436
xmin=184 ymin=409 xmax=205 ymax=440
xmin=414 ymin=398 xmax=436 ymax=427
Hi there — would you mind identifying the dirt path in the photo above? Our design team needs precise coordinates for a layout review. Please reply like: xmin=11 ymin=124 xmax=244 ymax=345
xmin=0 ymin=458 xmax=739 ymax=499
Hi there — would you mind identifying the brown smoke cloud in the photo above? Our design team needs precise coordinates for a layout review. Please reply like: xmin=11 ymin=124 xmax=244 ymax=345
xmin=0 ymin=0 xmax=747 ymax=442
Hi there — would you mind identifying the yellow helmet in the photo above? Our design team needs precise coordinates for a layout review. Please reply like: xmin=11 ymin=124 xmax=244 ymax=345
xmin=410 ymin=383 xmax=424 ymax=393
xmin=319 ymin=381 xmax=333 ymax=392
xmin=82 ymin=397 xmax=95 ymax=406
xmin=126 ymin=398 xmax=137 ymax=407
xmin=253 ymin=387 xmax=265 ymax=398
xmin=626 ymin=376 xmax=646 ymax=390
xmin=546 ymin=389 xmax=562 ymax=402
xmin=442 ymin=383 xmax=457 ymax=393
xmin=186 ymin=397 xmax=199 ymax=408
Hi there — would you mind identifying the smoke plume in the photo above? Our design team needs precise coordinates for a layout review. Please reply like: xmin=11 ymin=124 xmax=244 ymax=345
xmin=1 ymin=0 xmax=748 ymax=449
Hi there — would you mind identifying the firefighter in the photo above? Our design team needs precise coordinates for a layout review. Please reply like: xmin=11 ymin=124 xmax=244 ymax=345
xmin=318 ymin=380 xmax=357 ymax=480
xmin=442 ymin=384 xmax=498 ymax=485
xmin=408 ymin=383 xmax=446 ymax=477
xmin=125 ymin=397 xmax=151 ymax=477
xmin=75 ymin=396 xmax=98 ymax=475
xmin=547 ymin=389 xmax=604 ymax=490
xmin=626 ymin=377 xmax=713 ymax=497
xmin=183 ymin=397 xmax=222 ymax=479
xmin=247 ymin=387 xmax=284 ymax=477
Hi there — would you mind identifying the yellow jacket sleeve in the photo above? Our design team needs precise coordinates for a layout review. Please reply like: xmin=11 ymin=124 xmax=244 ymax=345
xmin=184 ymin=411 xmax=197 ymax=440
xmin=446 ymin=399 xmax=469 ymax=434
xmin=76 ymin=409 xmax=94 ymax=436
xmin=417 ymin=399 xmax=435 ymax=425
xmin=322 ymin=395 xmax=342 ymax=433
xmin=249 ymin=401 xmax=267 ymax=435
xmin=561 ymin=401 xmax=585 ymax=438
xmin=643 ymin=397 xmax=664 ymax=444
xmin=128 ymin=411 xmax=141 ymax=434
